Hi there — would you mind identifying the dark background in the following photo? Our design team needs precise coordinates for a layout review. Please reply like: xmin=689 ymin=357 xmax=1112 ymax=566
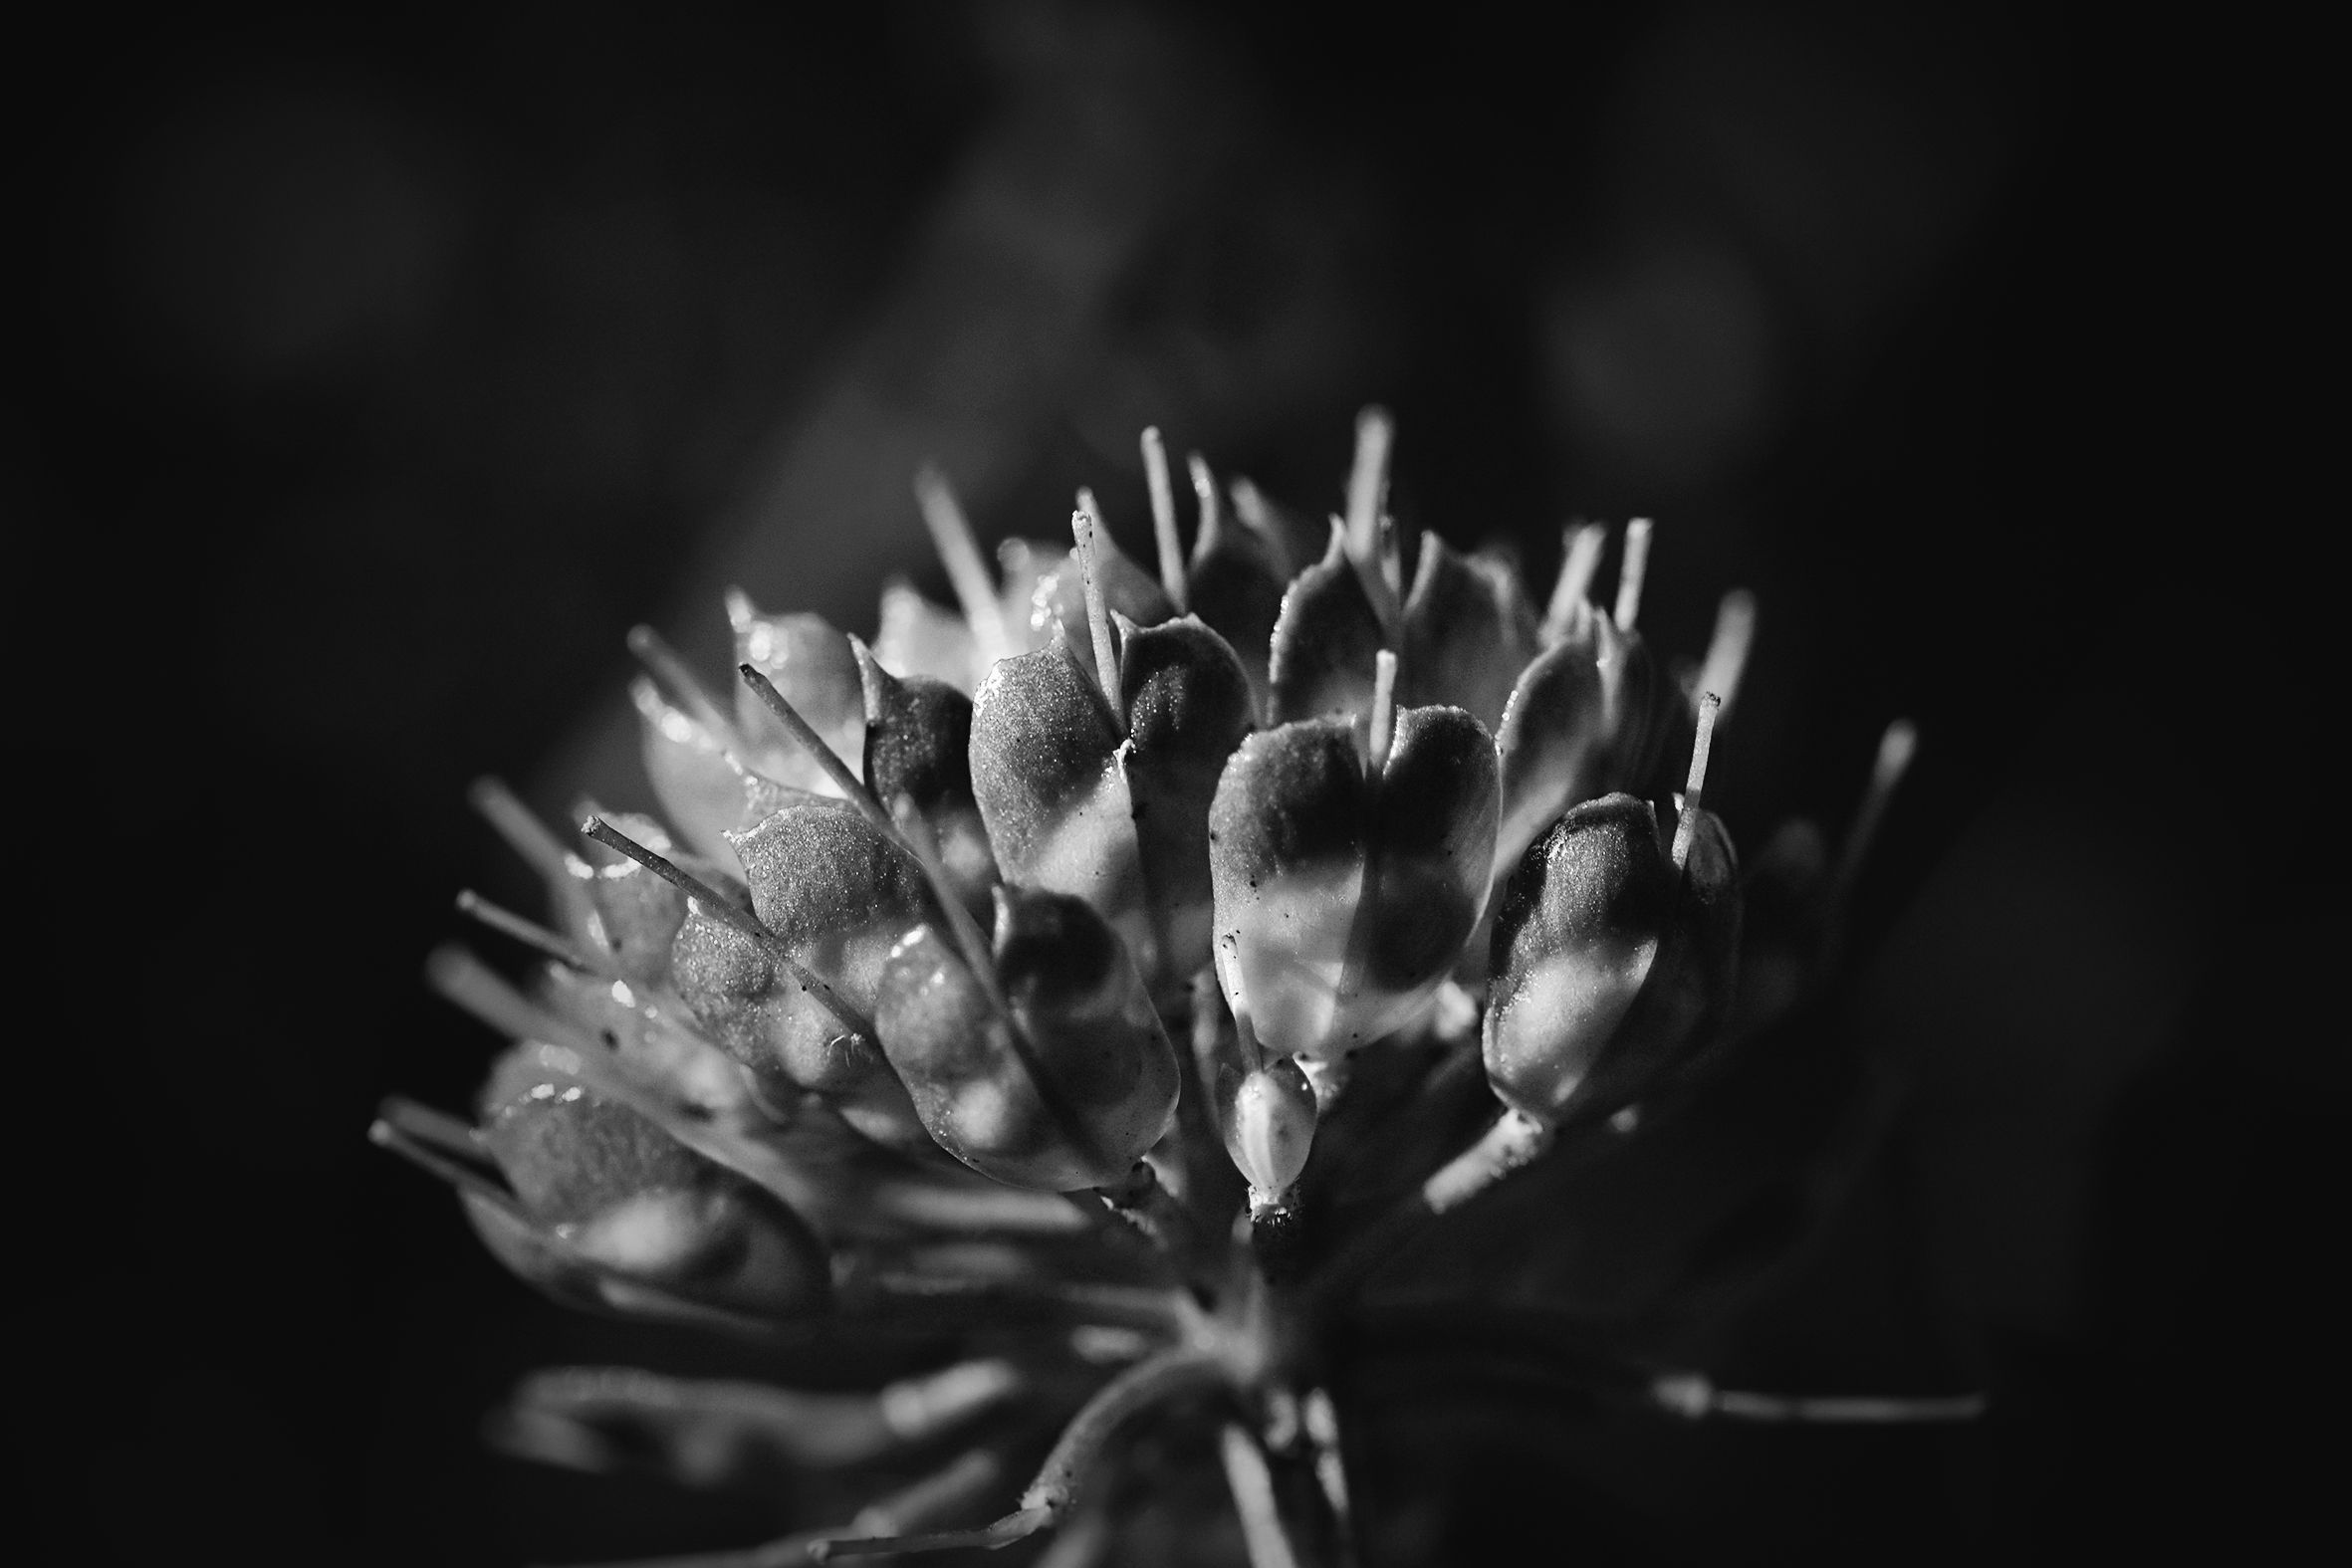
xmin=30 ymin=2 xmax=2331 ymax=1563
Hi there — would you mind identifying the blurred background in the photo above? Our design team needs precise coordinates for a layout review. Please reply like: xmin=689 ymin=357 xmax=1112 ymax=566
xmin=31 ymin=2 xmax=2331 ymax=1563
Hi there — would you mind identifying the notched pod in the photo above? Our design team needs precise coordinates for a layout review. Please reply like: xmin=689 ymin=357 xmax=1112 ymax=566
xmin=854 ymin=638 xmax=997 ymax=916
xmin=1492 ymin=601 xmax=1676 ymax=878
xmin=968 ymin=616 xmax=1255 ymax=1000
xmin=472 ymin=1041 xmax=830 ymax=1319
xmin=1483 ymin=792 xmax=1742 ymax=1129
xmin=1209 ymin=700 xmax=1500 ymax=1061
xmin=873 ymin=885 xmax=1180 ymax=1192
xmin=1267 ymin=526 xmax=1389 ymax=726
xmin=728 ymin=591 xmax=865 ymax=797
xmin=1028 ymin=525 xmax=1174 ymax=687
xmin=1401 ymin=533 xmax=1542 ymax=733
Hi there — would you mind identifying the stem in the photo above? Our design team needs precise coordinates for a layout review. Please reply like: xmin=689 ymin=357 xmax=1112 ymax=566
xmin=913 ymin=463 xmax=1012 ymax=667
xmin=1612 ymin=518 xmax=1653 ymax=631
xmin=468 ymin=776 xmax=584 ymax=888
xmin=629 ymin=624 xmax=744 ymax=747
xmin=814 ymin=1346 xmax=1231 ymax=1559
xmin=1695 ymin=588 xmax=1758 ymax=719
xmin=1542 ymin=522 xmax=1608 ymax=641
xmin=455 ymin=888 xmax=596 ymax=972
xmin=1070 ymin=499 xmax=1125 ymax=730
xmin=582 ymin=815 xmax=874 ymax=1041
xmin=1670 ymin=692 xmax=1722 ymax=873
xmin=1342 ymin=406 xmax=1392 ymax=566
xmin=1301 ymin=1388 xmax=1359 ymax=1568
xmin=1142 ymin=426 xmax=1188 ymax=610
xmin=1829 ymin=718 xmax=1918 ymax=914
xmin=1649 ymin=1373 xmax=1988 ymax=1424
xmin=1220 ymin=1424 xmax=1304 ymax=1568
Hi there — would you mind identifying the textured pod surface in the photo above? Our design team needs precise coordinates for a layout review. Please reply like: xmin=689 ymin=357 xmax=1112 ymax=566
xmin=1267 ymin=526 xmax=1388 ymax=725
xmin=1116 ymin=615 xmax=1258 ymax=990
xmin=855 ymin=640 xmax=997 ymax=915
xmin=968 ymin=644 xmax=1153 ymax=977
xmin=669 ymin=798 xmax=929 ymax=1146
xmin=873 ymin=886 xmax=1178 ymax=1190
xmin=476 ymin=1043 xmax=830 ymax=1317
xmin=1485 ymin=793 xmax=1742 ymax=1126
xmin=1209 ymin=705 xmax=1499 ymax=1059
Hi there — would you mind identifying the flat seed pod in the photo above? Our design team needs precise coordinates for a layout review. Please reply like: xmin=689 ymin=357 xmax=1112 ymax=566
xmin=1484 ymin=793 xmax=1742 ymax=1128
xmin=855 ymin=639 xmax=997 ymax=917
xmin=669 ymin=798 xmax=931 ymax=1149
xmin=477 ymin=1042 xmax=830 ymax=1318
xmin=1267 ymin=526 xmax=1388 ymax=725
xmin=1116 ymin=615 xmax=1258 ymax=989
xmin=1027 ymin=530 xmax=1174 ymax=688
xmin=1491 ymin=603 xmax=1671 ymax=878
xmin=1185 ymin=496 xmax=1288 ymax=717
xmin=728 ymin=592 xmax=865 ymax=795
xmin=1400 ymin=534 xmax=1542 ymax=732
xmin=968 ymin=644 xmax=1154 ymax=980
xmin=1209 ymin=704 xmax=1499 ymax=1060
xmin=873 ymin=886 xmax=1178 ymax=1191
xmin=574 ymin=811 xmax=698 ymax=987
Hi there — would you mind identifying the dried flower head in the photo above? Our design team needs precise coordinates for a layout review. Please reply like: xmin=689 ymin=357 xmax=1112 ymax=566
xmin=377 ymin=410 xmax=1979 ymax=1567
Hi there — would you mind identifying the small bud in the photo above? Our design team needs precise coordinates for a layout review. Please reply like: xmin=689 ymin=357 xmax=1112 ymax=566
xmin=1217 ymin=1059 xmax=1317 ymax=1199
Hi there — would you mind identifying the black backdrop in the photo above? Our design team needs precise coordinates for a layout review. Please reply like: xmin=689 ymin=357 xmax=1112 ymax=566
xmin=29 ymin=3 xmax=2332 ymax=1563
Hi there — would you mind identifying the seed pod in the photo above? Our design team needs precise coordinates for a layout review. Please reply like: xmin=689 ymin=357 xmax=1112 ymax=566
xmin=1483 ymin=792 xmax=1742 ymax=1128
xmin=854 ymin=639 xmax=997 ymax=917
xmin=968 ymin=617 xmax=1255 ymax=1001
xmin=473 ymin=1041 xmax=830 ymax=1319
xmin=727 ymin=591 xmax=866 ymax=796
xmin=571 ymin=811 xmax=699 ymax=987
xmin=669 ymin=797 xmax=931 ymax=1149
xmin=1208 ymin=700 xmax=1500 ymax=1060
xmin=1182 ymin=460 xmax=1287 ymax=716
xmin=1027 ymin=525 xmax=1174 ymax=688
xmin=1400 ymin=534 xmax=1542 ymax=734
xmin=872 ymin=884 xmax=1179 ymax=1192
xmin=1267 ymin=525 xmax=1388 ymax=725
xmin=1491 ymin=601 xmax=1676 ymax=879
